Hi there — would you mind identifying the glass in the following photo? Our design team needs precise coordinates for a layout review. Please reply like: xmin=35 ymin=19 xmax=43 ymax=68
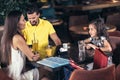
xmin=51 ymin=46 xmax=56 ymax=55
xmin=63 ymin=43 xmax=68 ymax=49
xmin=45 ymin=45 xmax=57 ymax=57
xmin=63 ymin=43 xmax=70 ymax=49
xmin=78 ymin=41 xmax=86 ymax=62
xmin=46 ymin=45 xmax=52 ymax=57
xmin=32 ymin=40 xmax=38 ymax=53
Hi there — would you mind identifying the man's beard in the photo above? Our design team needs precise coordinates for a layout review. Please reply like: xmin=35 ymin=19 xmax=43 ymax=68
xmin=30 ymin=21 xmax=38 ymax=26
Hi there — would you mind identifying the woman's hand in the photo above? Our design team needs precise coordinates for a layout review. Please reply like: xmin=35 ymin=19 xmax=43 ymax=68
xmin=32 ymin=53 xmax=40 ymax=61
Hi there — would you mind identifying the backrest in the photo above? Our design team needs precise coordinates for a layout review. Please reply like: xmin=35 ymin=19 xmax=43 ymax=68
xmin=69 ymin=15 xmax=89 ymax=27
xmin=109 ymin=36 xmax=120 ymax=51
xmin=106 ymin=13 xmax=120 ymax=30
xmin=109 ymin=31 xmax=120 ymax=37
xmin=109 ymin=36 xmax=120 ymax=66
xmin=69 ymin=64 xmax=115 ymax=80
xmin=116 ymin=64 xmax=120 ymax=80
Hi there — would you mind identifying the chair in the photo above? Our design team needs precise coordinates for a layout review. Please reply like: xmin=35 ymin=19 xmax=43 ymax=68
xmin=0 ymin=69 xmax=13 ymax=80
xmin=106 ymin=13 xmax=120 ymax=30
xmin=69 ymin=64 xmax=115 ymax=80
xmin=116 ymin=64 xmax=120 ymax=80
xmin=109 ymin=36 xmax=120 ymax=66
xmin=69 ymin=15 xmax=89 ymax=42
xmin=109 ymin=31 xmax=120 ymax=37
xmin=40 ymin=5 xmax=63 ymax=26
xmin=69 ymin=15 xmax=89 ymax=34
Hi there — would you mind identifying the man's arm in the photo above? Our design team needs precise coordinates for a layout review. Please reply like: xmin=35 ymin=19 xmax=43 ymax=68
xmin=50 ymin=33 xmax=62 ymax=46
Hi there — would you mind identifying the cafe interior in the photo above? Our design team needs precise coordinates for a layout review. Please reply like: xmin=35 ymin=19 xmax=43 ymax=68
xmin=1 ymin=0 xmax=120 ymax=80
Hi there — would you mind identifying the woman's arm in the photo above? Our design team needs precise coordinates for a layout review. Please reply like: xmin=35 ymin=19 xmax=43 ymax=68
xmin=12 ymin=35 xmax=40 ymax=61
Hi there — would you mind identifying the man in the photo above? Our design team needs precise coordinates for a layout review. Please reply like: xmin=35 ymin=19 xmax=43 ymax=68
xmin=22 ymin=4 xmax=61 ymax=59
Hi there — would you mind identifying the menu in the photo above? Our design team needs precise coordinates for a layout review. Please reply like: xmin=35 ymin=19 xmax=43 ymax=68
xmin=37 ymin=57 xmax=69 ymax=68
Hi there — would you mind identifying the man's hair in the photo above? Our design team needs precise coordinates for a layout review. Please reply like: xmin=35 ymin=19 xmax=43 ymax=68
xmin=26 ymin=3 xmax=39 ymax=14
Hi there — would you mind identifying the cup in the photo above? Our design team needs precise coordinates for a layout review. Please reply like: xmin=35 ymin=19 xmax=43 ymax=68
xmin=63 ymin=43 xmax=68 ymax=49
xmin=46 ymin=46 xmax=52 ymax=57
xmin=32 ymin=40 xmax=38 ymax=52
xmin=51 ymin=46 xmax=56 ymax=55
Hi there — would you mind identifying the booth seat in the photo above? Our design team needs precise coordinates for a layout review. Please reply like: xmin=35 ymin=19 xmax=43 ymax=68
xmin=0 ymin=69 xmax=13 ymax=80
xmin=109 ymin=31 xmax=120 ymax=66
xmin=69 ymin=64 xmax=115 ymax=80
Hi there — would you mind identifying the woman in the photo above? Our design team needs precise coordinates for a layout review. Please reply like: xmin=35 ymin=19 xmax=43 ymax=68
xmin=0 ymin=10 xmax=40 ymax=80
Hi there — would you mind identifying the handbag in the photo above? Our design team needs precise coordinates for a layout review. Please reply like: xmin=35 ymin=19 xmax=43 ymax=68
xmin=63 ymin=59 xmax=83 ymax=80
xmin=69 ymin=59 xmax=84 ymax=69
xmin=93 ymin=48 xmax=108 ymax=69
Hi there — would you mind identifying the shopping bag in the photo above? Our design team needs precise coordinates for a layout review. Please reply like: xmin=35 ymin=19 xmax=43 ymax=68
xmin=93 ymin=48 xmax=108 ymax=69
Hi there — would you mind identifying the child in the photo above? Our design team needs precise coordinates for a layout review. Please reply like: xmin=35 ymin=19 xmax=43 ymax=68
xmin=82 ymin=18 xmax=113 ymax=67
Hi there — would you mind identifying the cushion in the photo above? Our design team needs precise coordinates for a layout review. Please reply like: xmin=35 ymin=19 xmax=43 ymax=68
xmin=0 ymin=69 xmax=13 ymax=80
xmin=109 ymin=31 xmax=120 ymax=37
xmin=69 ymin=64 xmax=115 ymax=80
xmin=109 ymin=36 xmax=120 ymax=50
xmin=115 ymin=64 xmax=120 ymax=80
xmin=109 ymin=36 xmax=120 ymax=66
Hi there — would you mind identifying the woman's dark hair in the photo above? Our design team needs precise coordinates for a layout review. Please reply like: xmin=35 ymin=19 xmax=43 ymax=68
xmin=89 ymin=18 xmax=109 ymax=40
xmin=0 ymin=10 xmax=23 ymax=68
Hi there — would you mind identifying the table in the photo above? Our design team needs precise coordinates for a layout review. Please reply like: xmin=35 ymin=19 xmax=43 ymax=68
xmin=32 ymin=60 xmax=66 ymax=80
xmin=58 ymin=43 xmax=92 ymax=64
xmin=106 ymin=24 xmax=117 ymax=32
xmin=32 ymin=43 xmax=93 ymax=80
xmin=69 ymin=24 xmax=117 ymax=35
xmin=54 ymin=1 xmax=120 ymax=11
xmin=32 ymin=55 xmax=70 ymax=80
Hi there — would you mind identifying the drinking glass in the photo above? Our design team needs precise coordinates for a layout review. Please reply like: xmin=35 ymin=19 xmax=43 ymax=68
xmin=63 ymin=43 xmax=68 ymax=49
xmin=46 ymin=45 xmax=52 ymax=57
xmin=32 ymin=40 xmax=38 ymax=54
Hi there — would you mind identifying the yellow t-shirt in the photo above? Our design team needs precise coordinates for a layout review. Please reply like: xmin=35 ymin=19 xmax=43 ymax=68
xmin=22 ymin=18 xmax=55 ymax=59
